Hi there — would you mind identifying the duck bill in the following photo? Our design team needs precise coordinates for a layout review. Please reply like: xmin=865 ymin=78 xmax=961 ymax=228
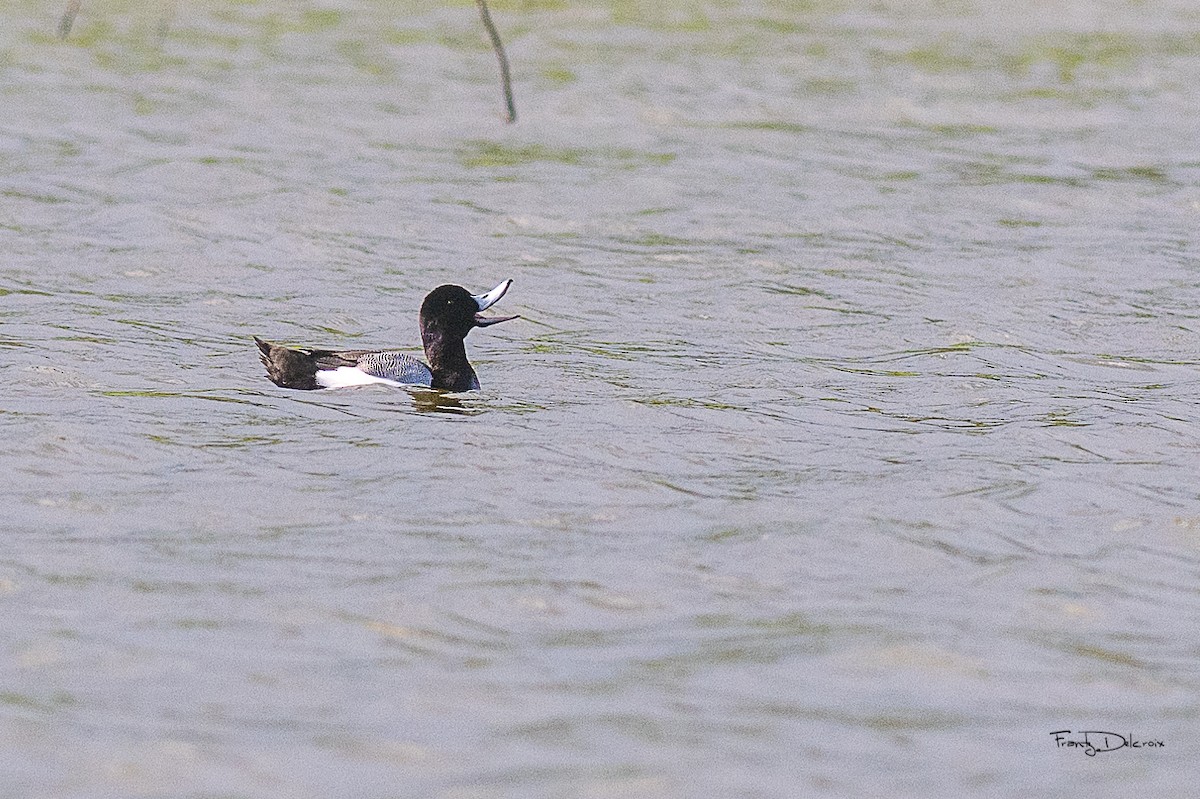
xmin=472 ymin=279 xmax=512 ymax=312
xmin=471 ymin=279 xmax=517 ymax=327
xmin=474 ymin=312 xmax=519 ymax=327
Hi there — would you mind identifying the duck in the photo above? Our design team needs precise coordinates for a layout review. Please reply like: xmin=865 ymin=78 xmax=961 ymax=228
xmin=255 ymin=280 xmax=518 ymax=392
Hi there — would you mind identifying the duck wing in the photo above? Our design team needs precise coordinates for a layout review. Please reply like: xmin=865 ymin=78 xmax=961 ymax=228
xmin=255 ymin=338 xmax=432 ymax=390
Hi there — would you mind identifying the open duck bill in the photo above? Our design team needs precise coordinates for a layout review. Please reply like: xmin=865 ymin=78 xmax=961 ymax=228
xmin=472 ymin=279 xmax=519 ymax=327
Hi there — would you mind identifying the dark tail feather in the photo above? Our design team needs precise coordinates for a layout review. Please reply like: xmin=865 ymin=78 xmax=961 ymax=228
xmin=254 ymin=336 xmax=272 ymax=362
xmin=253 ymin=337 xmax=321 ymax=390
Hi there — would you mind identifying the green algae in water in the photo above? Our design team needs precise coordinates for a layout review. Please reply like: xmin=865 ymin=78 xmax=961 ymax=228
xmin=460 ymin=140 xmax=675 ymax=169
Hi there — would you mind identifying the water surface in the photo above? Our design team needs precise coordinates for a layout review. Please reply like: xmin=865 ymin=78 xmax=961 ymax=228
xmin=2 ymin=1 xmax=1199 ymax=796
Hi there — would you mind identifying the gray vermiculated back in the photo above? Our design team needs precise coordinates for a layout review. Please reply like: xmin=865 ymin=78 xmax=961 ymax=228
xmin=354 ymin=351 xmax=433 ymax=386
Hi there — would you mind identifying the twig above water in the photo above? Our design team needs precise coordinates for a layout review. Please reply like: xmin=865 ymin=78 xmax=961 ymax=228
xmin=58 ymin=0 xmax=82 ymax=39
xmin=475 ymin=0 xmax=517 ymax=123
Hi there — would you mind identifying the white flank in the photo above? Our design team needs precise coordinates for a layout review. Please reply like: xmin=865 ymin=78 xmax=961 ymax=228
xmin=314 ymin=367 xmax=404 ymax=389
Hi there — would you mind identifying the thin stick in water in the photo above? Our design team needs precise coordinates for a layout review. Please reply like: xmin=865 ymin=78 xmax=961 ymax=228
xmin=474 ymin=0 xmax=516 ymax=123
xmin=155 ymin=0 xmax=178 ymax=41
xmin=59 ymin=0 xmax=83 ymax=39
